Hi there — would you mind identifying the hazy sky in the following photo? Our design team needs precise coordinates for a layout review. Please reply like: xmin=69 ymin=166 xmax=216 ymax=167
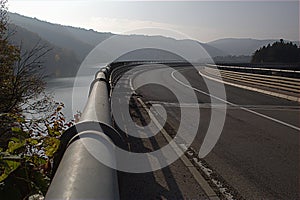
xmin=8 ymin=1 xmax=299 ymax=42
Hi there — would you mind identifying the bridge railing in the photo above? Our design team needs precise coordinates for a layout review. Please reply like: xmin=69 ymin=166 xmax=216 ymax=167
xmin=45 ymin=65 xmax=124 ymax=200
xmin=206 ymin=64 xmax=300 ymax=78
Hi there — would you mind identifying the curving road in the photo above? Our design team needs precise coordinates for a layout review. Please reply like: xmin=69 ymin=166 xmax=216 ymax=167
xmin=127 ymin=64 xmax=299 ymax=199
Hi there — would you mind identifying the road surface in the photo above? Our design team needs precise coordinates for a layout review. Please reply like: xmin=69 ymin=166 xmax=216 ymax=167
xmin=114 ymin=64 xmax=299 ymax=199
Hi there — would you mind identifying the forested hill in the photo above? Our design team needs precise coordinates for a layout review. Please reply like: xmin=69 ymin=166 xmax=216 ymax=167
xmin=8 ymin=12 xmax=227 ymax=77
xmin=8 ymin=24 xmax=80 ymax=77
xmin=251 ymin=40 xmax=300 ymax=63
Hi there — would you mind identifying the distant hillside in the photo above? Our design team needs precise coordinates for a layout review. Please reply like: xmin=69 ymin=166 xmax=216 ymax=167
xmin=213 ymin=55 xmax=252 ymax=64
xmin=8 ymin=12 xmax=300 ymax=69
xmin=208 ymin=38 xmax=300 ymax=56
xmin=9 ymin=13 xmax=228 ymax=63
xmin=8 ymin=24 xmax=80 ymax=77
xmin=208 ymin=38 xmax=275 ymax=56
xmin=9 ymin=13 xmax=96 ymax=61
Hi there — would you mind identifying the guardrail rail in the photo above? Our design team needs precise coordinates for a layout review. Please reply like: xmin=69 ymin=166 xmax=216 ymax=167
xmin=45 ymin=66 xmax=124 ymax=200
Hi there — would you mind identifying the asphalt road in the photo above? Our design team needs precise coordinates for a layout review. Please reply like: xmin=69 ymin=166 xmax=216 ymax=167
xmin=128 ymin=64 xmax=299 ymax=199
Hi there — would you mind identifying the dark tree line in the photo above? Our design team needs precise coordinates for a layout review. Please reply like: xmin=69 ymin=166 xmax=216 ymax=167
xmin=251 ymin=39 xmax=300 ymax=63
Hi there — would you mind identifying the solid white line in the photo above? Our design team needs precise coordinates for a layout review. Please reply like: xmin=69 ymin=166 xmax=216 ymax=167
xmin=171 ymin=71 xmax=300 ymax=132
xmin=137 ymin=97 xmax=219 ymax=200
xmin=129 ymin=76 xmax=134 ymax=91
xmin=171 ymin=71 xmax=227 ymax=104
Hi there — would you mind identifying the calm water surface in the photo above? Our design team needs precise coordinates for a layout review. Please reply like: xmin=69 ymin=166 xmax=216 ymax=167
xmin=46 ymin=75 xmax=94 ymax=120
xmin=46 ymin=64 xmax=108 ymax=120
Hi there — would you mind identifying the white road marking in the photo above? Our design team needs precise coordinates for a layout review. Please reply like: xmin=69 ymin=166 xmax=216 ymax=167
xmin=137 ymin=97 xmax=219 ymax=200
xmin=129 ymin=77 xmax=134 ymax=91
xmin=147 ymin=101 xmax=299 ymax=110
xmin=171 ymin=71 xmax=300 ymax=132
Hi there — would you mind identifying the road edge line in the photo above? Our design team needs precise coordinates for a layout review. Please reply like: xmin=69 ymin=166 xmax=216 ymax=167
xmin=136 ymin=97 xmax=220 ymax=200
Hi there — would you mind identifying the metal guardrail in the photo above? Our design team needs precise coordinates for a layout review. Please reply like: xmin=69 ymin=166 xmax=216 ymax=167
xmin=45 ymin=66 xmax=123 ymax=200
xmin=206 ymin=64 xmax=300 ymax=78
xmin=213 ymin=64 xmax=300 ymax=73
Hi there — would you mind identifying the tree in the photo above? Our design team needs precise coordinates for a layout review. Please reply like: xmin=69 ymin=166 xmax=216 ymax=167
xmin=0 ymin=1 xmax=74 ymax=198
xmin=251 ymin=40 xmax=300 ymax=63
xmin=0 ymin=0 xmax=51 ymax=151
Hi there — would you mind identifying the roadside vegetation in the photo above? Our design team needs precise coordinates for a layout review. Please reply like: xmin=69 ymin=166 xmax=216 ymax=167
xmin=0 ymin=0 xmax=73 ymax=198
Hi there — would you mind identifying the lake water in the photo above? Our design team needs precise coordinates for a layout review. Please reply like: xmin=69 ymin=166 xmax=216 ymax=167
xmin=45 ymin=64 xmax=107 ymax=120
xmin=46 ymin=75 xmax=93 ymax=120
